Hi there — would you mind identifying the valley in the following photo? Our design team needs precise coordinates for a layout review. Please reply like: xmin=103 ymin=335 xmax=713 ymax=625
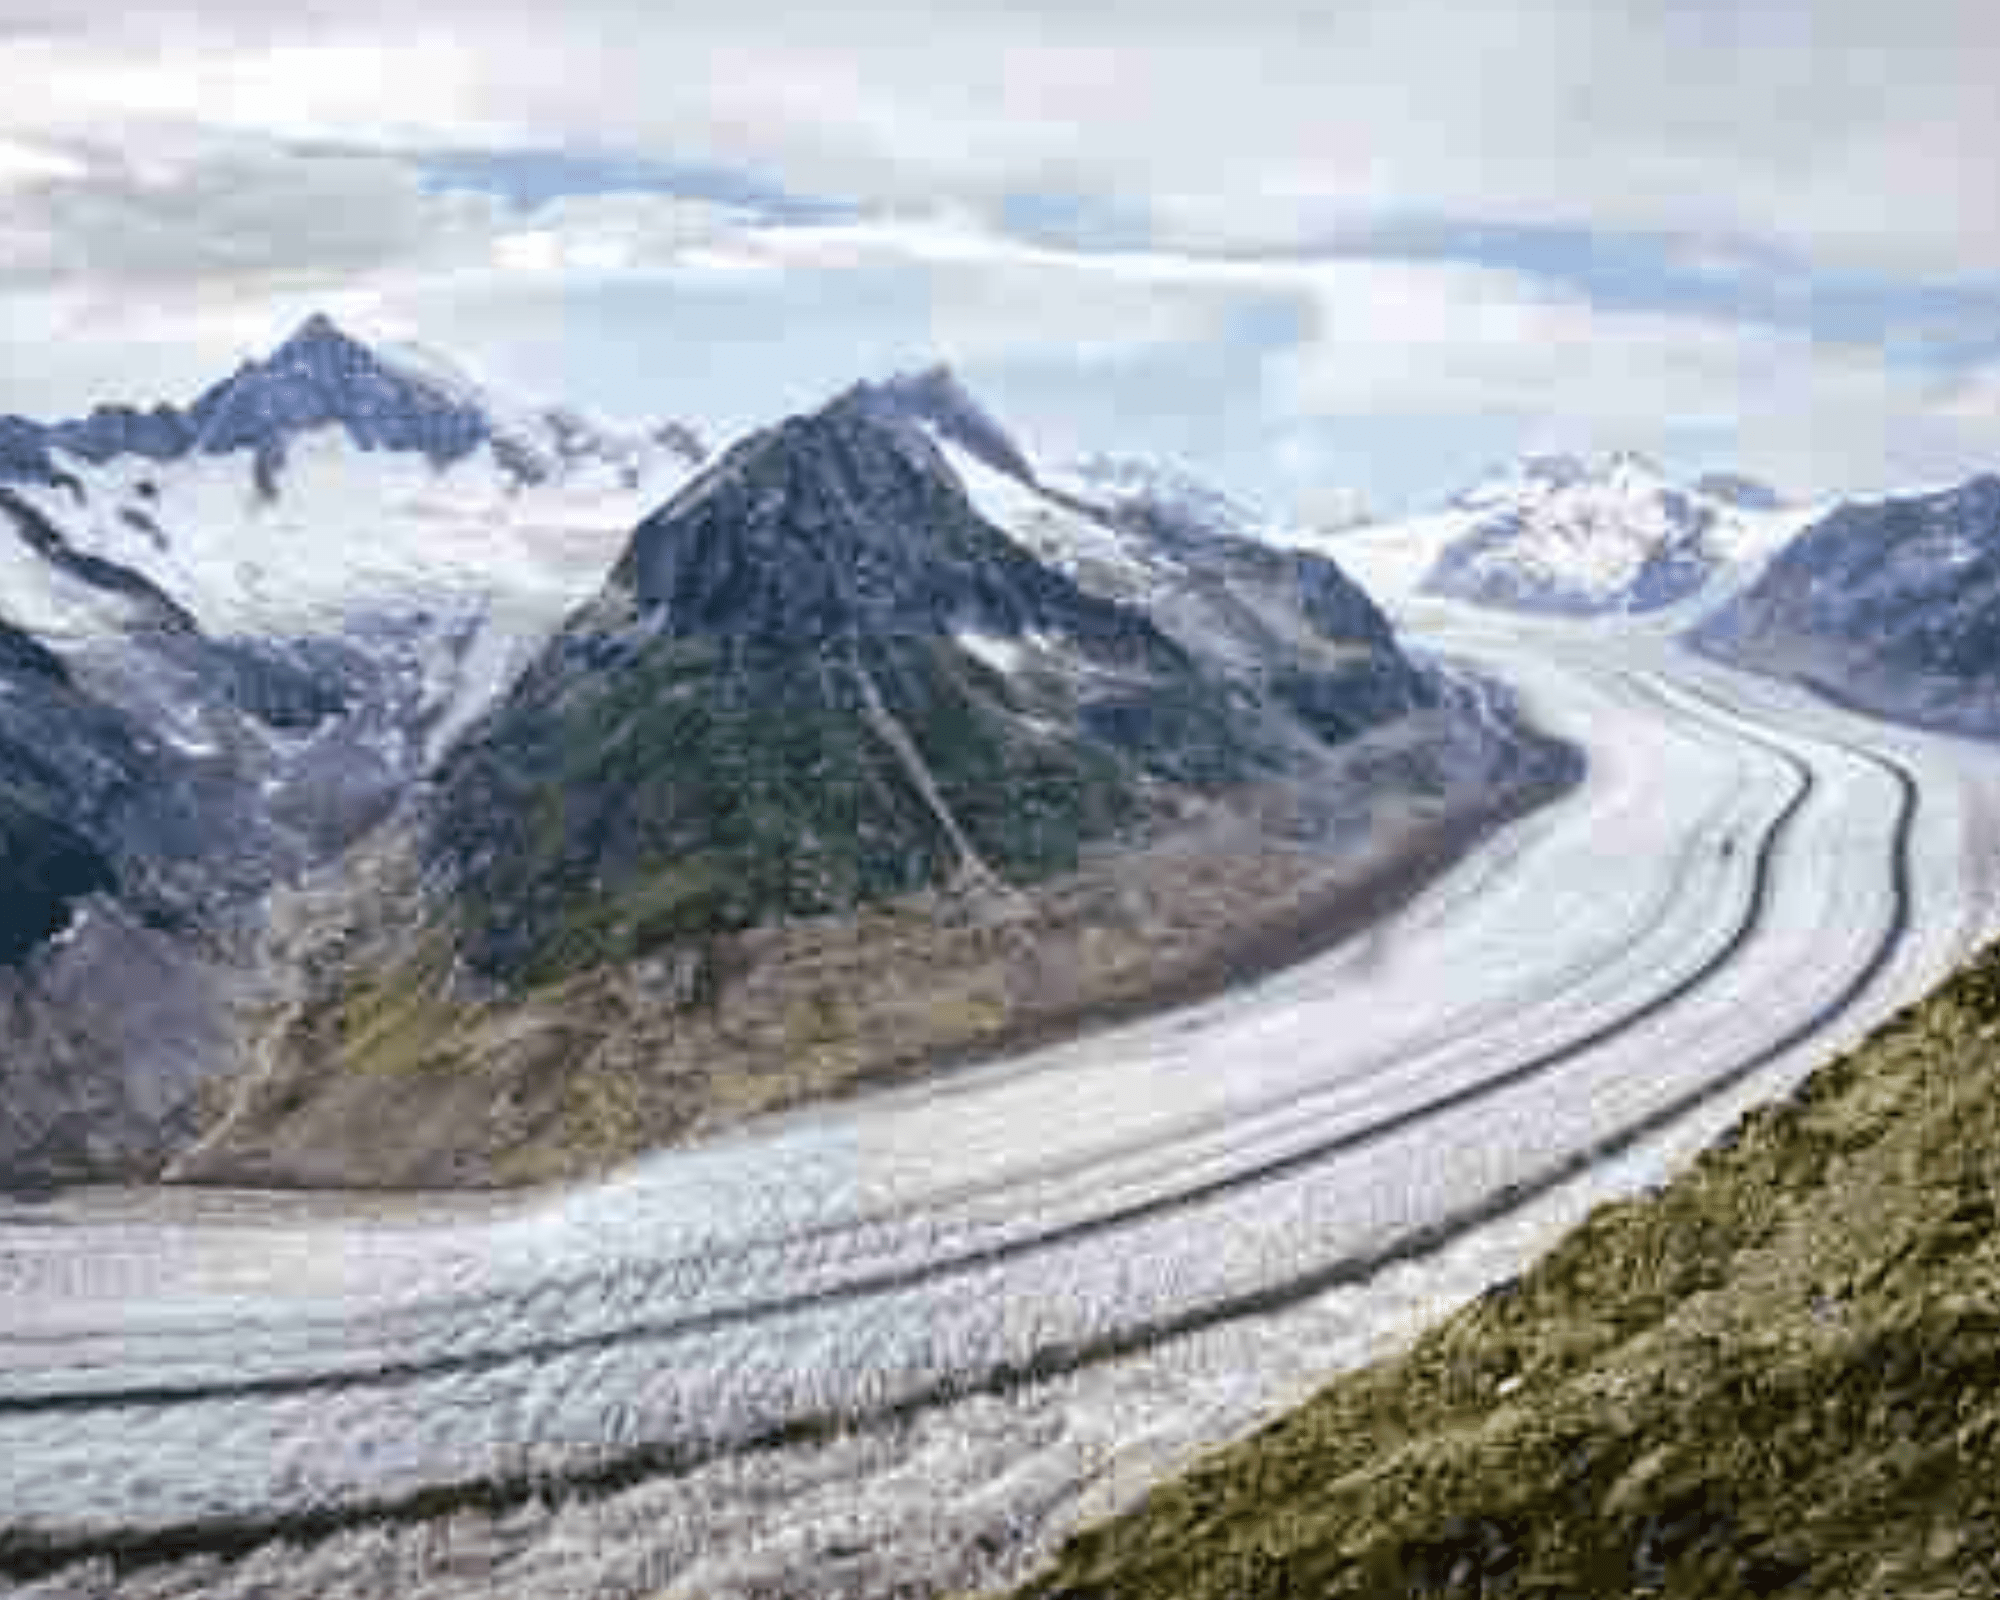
xmin=5 ymin=323 xmax=2000 ymax=1600
xmin=9 ymin=12 xmax=2000 ymax=1594
xmin=6 ymin=591 xmax=1997 ymax=1597
xmin=11 ymin=9 xmax=2000 ymax=1584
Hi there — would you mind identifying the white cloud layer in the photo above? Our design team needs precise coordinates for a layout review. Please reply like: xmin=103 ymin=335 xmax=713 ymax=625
xmin=10 ymin=0 xmax=2000 ymax=273
xmin=0 ymin=1 xmax=1998 ymax=508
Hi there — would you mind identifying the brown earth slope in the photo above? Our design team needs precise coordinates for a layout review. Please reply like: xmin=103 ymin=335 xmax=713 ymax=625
xmin=174 ymin=702 xmax=1571 ymax=1190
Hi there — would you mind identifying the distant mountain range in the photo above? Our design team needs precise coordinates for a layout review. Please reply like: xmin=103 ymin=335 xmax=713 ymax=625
xmin=1421 ymin=451 xmax=1795 ymax=616
xmin=0 ymin=313 xmax=703 ymax=499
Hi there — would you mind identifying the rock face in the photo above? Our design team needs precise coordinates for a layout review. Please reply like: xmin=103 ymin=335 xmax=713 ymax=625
xmin=851 ymin=365 xmax=1040 ymax=483
xmin=0 ymin=315 xmax=708 ymax=1186
xmin=1423 ymin=452 xmax=1786 ymax=616
xmin=0 ymin=597 xmax=296 ymax=1182
xmin=1694 ymin=474 xmax=2000 ymax=736
xmin=0 ymin=315 xmax=489 ymax=496
xmin=851 ymin=365 xmax=1427 ymax=719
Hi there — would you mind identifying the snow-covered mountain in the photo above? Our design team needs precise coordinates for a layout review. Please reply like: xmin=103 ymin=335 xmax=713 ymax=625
xmin=847 ymin=372 xmax=1435 ymax=693
xmin=0 ymin=314 xmax=708 ymax=1183
xmin=1421 ymin=451 xmax=1800 ymax=616
xmin=0 ymin=341 xmax=1559 ymax=1190
xmin=1047 ymin=453 xmax=1294 ymax=545
xmin=377 ymin=337 xmax=705 ymax=491
xmin=849 ymin=368 xmax=1325 ymax=610
xmin=0 ymin=316 xmax=704 ymax=645
xmin=1694 ymin=473 xmax=2000 ymax=736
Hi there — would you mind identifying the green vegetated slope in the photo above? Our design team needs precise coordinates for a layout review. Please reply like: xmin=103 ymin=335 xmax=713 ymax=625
xmin=429 ymin=630 xmax=1223 ymax=985
xmin=1008 ymin=944 xmax=2000 ymax=1598
xmin=427 ymin=392 xmax=1270 ymax=987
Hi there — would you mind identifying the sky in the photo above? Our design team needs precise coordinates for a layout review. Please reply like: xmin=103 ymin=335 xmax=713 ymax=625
xmin=3 ymin=1 xmax=2000 ymax=518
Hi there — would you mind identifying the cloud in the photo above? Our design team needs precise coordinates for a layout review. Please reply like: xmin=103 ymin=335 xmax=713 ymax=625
xmin=2 ymin=2 xmax=2000 ymax=509
xmin=0 ymin=135 xmax=766 ymax=300
xmin=0 ymin=141 xmax=497 ymax=291
xmin=1264 ymin=261 xmax=2000 ymax=497
xmin=10 ymin=1 xmax=2000 ymax=276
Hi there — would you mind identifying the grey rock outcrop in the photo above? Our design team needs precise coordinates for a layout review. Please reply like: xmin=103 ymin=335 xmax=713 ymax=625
xmin=1694 ymin=474 xmax=2000 ymax=736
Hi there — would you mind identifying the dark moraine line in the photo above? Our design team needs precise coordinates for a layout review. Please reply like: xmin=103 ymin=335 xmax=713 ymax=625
xmin=0 ymin=747 xmax=1920 ymax=1584
xmin=0 ymin=667 xmax=1727 ymax=1369
xmin=0 ymin=677 xmax=1576 ymax=1348
xmin=0 ymin=680 xmax=1813 ymax=1415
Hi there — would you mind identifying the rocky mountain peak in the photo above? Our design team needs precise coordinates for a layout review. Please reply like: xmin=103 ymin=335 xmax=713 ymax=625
xmin=842 ymin=363 xmax=1040 ymax=485
xmin=0 ymin=318 xmax=710 ymax=514
xmin=185 ymin=313 xmax=489 ymax=484
xmin=613 ymin=389 xmax=1163 ymax=658
xmin=288 ymin=310 xmax=347 ymax=347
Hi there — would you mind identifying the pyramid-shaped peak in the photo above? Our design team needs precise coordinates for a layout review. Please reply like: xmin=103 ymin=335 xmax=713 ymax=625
xmin=271 ymin=311 xmax=372 ymax=359
xmin=878 ymin=363 xmax=971 ymax=403
xmin=293 ymin=311 xmax=346 ymax=342
xmin=846 ymin=363 xmax=1036 ymax=484
xmin=184 ymin=311 xmax=490 ymax=475
xmin=615 ymin=381 xmax=1158 ymax=659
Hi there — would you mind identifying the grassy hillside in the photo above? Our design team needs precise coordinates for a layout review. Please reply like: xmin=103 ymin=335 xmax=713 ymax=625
xmin=429 ymin=631 xmax=1248 ymax=985
xmin=1006 ymin=943 xmax=2000 ymax=1598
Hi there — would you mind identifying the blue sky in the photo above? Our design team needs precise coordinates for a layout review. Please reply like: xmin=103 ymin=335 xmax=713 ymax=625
xmin=2 ymin=0 xmax=1999 ymax=517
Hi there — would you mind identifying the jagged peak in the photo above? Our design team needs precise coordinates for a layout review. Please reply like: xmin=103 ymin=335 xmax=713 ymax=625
xmin=872 ymin=362 xmax=974 ymax=409
xmin=250 ymin=312 xmax=393 ymax=380
xmin=613 ymin=378 xmax=1172 ymax=662
xmin=1454 ymin=448 xmax=1683 ymax=510
xmin=285 ymin=310 xmax=350 ymax=347
xmin=1695 ymin=471 xmax=1788 ymax=512
xmin=0 ymin=322 xmax=713 ymax=494
xmin=838 ymin=363 xmax=1038 ymax=485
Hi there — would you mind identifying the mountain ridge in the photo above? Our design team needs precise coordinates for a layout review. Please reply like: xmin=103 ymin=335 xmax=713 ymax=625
xmin=0 ymin=313 xmax=707 ymax=500
xmin=1694 ymin=472 xmax=2000 ymax=736
xmin=170 ymin=365 xmax=1570 ymax=1188
xmin=1422 ymin=451 xmax=1798 ymax=616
